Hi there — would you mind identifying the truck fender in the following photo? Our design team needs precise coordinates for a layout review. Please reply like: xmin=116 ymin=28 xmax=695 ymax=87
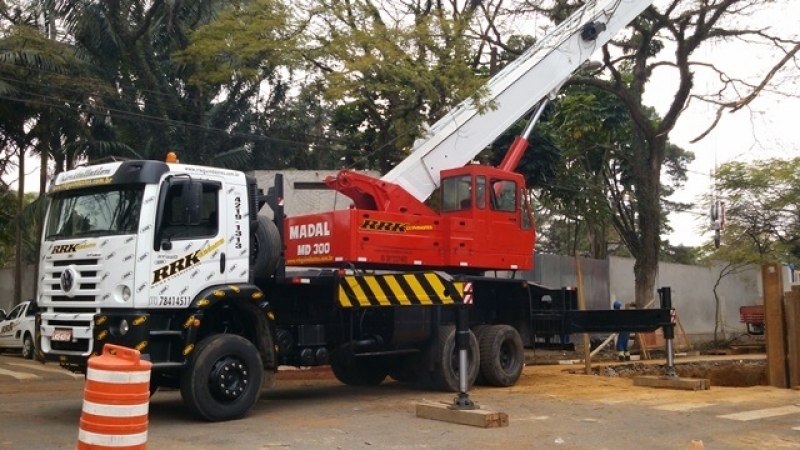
xmin=183 ymin=284 xmax=278 ymax=370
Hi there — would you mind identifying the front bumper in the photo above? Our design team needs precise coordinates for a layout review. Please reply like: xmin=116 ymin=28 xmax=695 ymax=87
xmin=38 ymin=310 xmax=151 ymax=368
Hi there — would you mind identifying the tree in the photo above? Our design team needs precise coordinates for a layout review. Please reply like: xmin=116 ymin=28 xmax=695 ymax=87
xmin=492 ymin=81 xmax=693 ymax=261
xmin=517 ymin=0 xmax=800 ymax=306
xmin=709 ymin=157 xmax=800 ymax=266
xmin=303 ymin=0 xmax=491 ymax=173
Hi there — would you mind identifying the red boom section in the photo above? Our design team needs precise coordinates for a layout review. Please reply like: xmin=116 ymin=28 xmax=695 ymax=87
xmin=324 ymin=170 xmax=437 ymax=216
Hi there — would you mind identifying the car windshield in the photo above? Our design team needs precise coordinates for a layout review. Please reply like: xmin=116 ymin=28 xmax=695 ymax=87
xmin=45 ymin=187 xmax=144 ymax=240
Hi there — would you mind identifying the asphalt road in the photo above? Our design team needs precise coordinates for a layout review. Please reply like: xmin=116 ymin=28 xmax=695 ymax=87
xmin=1 ymin=352 xmax=799 ymax=449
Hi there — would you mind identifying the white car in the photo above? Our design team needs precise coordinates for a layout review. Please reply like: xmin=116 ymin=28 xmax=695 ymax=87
xmin=0 ymin=301 xmax=37 ymax=359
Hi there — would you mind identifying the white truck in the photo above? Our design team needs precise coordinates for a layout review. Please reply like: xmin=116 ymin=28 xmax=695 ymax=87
xmin=0 ymin=301 xmax=37 ymax=359
xmin=36 ymin=0 xmax=670 ymax=422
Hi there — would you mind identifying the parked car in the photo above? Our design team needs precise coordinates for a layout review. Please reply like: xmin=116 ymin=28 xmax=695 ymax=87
xmin=0 ymin=301 xmax=36 ymax=359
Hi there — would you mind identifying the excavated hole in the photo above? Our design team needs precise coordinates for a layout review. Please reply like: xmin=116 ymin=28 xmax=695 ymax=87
xmin=594 ymin=359 xmax=767 ymax=387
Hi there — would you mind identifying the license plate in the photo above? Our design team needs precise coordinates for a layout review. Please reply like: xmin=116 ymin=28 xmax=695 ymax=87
xmin=52 ymin=329 xmax=73 ymax=342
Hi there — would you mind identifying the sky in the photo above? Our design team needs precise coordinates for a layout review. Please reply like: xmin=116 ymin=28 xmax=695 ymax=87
xmin=646 ymin=0 xmax=800 ymax=247
xmin=3 ymin=0 xmax=799 ymax=249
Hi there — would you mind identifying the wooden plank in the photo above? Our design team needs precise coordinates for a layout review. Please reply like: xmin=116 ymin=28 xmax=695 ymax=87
xmin=415 ymin=402 xmax=509 ymax=428
xmin=574 ymin=255 xmax=591 ymax=375
xmin=785 ymin=286 xmax=800 ymax=388
xmin=675 ymin=314 xmax=693 ymax=351
xmin=762 ymin=263 xmax=788 ymax=388
xmin=632 ymin=375 xmax=710 ymax=391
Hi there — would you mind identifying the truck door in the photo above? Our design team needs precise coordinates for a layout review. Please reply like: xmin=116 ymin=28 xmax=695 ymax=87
xmin=148 ymin=179 xmax=226 ymax=308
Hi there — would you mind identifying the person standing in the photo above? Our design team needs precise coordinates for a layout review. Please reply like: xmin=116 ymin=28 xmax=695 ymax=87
xmin=613 ymin=300 xmax=630 ymax=361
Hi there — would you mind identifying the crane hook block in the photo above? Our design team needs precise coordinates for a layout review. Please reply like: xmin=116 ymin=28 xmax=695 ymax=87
xmin=581 ymin=21 xmax=607 ymax=41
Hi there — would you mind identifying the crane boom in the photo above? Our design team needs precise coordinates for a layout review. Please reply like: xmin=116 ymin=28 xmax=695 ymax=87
xmin=381 ymin=0 xmax=654 ymax=201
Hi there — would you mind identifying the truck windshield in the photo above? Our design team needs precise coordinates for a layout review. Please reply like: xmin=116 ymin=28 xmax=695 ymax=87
xmin=45 ymin=187 xmax=144 ymax=240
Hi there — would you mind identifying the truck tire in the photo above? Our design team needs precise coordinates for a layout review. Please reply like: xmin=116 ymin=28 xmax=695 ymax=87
xmin=330 ymin=346 xmax=387 ymax=386
xmin=478 ymin=325 xmax=524 ymax=387
xmin=180 ymin=334 xmax=263 ymax=422
xmin=252 ymin=215 xmax=281 ymax=281
xmin=22 ymin=333 xmax=34 ymax=360
xmin=430 ymin=325 xmax=479 ymax=392
xmin=470 ymin=325 xmax=490 ymax=385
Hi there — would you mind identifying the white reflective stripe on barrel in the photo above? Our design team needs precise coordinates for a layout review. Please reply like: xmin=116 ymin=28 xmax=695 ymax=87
xmin=86 ymin=368 xmax=150 ymax=384
xmin=82 ymin=400 xmax=149 ymax=417
xmin=78 ymin=430 xmax=148 ymax=447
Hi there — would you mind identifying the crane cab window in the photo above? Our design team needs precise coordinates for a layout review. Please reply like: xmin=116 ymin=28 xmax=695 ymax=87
xmin=441 ymin=175 xmax=473 ymax=212
xmin=490 ymin=179 xmax=516 ymax=212
xmin=520 ymin=187 xmax=533 ymax=230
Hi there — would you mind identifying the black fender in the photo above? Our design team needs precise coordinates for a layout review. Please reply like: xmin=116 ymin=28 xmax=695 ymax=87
xmin=183 ymin=284 xmax=278 ymax=370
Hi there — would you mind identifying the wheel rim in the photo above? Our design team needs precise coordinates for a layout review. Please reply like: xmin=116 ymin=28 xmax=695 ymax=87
xmin=23 ymin=338 xmax=32 ymax=357
xmin=499 ymin=340 xmax=517 ymax=372
xmin=209 ymin=356 xmax=250 ymax=402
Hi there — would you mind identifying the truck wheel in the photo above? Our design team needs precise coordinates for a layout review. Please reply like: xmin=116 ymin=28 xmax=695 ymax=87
xmin=430 ymin=325 xmax=479 ymax=392
xmin=470 ymin=326 xmax=490 ymax=385
xmin=180 ymin=334 xmax=263 ymax=422
xmin=478 ymin=325 xmax=524 ymax=387
xmin=330 ymin=346 xmax=387 ymax=386
xmin=22 ymin=334 xmax=34 ymax=360
xmin=252 ymin=215 xmax=281 ymax=281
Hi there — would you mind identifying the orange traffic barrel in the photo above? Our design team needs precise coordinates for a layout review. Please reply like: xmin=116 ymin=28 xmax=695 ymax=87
xmin=77 ymin=344 xmax=152 ymax=450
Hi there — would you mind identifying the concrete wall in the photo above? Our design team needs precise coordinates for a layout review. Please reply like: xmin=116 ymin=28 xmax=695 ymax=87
xmin=522 ymin=255 xmax=761 ymax=342
xmin=608 ymin=257 xmax=759 ymax=341
xmin=0 ymin=265 xmax=36 ymax=313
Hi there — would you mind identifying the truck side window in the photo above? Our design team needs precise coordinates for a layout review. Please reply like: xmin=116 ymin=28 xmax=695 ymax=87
xmin=162 ymin=182 xmax=220 ymax=239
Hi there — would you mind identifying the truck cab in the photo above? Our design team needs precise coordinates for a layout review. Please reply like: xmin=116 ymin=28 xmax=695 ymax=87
xmin=37 ymin=160 xmax=261 ymax=369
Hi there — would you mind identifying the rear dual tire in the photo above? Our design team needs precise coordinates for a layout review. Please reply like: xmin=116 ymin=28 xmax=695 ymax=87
xmin=429 ymin=325 xmax=480 ymax=392
xmin=477 ymin=325 xmax=524 ymax=387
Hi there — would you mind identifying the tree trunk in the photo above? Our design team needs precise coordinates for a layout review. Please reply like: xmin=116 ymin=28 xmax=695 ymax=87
xmin=630 ymin=129 xmax=664 ymax=308
xmin=14 ymin=148 xmax=24 ymax=306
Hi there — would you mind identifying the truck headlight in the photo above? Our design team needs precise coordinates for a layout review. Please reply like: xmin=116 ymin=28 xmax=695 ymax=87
xmin=114 ymin=285 xmax=132 ymax=303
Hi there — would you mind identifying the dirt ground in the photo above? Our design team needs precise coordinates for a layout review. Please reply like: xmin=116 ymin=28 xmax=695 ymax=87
xmin=275 ymin=352 xmax=770 ymax=396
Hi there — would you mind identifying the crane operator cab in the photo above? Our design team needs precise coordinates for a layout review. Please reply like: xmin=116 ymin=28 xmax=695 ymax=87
xmin=439 ymin=164 xmax=535 ymax=271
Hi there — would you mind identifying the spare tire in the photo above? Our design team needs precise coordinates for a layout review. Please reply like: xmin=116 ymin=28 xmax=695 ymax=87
xmin=252 ymin=215 xmax=281 ymax=281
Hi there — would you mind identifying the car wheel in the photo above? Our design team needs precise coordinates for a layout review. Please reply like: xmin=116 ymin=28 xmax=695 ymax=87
xmin=22 ymin=334 xmax=34 ymax=360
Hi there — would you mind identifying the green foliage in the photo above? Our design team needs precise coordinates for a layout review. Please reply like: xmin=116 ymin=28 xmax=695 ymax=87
xmin=706 ymin=157 xmax=800 ymax=266
xmin=500 ymin=82 xmax=694 ymax=260
xmin=176 ymin=0 xmax=301 ymax=89
xmin=307 ymin=1 xmax=490 ymax=172
xmin=0 ymin=189 xmax=40 ymax=268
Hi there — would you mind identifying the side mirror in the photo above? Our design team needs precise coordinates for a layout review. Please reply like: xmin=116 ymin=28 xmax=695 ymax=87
xmin=181 ymin=181 xmax=203 ymax=226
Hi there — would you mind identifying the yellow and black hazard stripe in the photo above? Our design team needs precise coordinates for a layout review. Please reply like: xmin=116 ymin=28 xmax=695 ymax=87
xmin=337 ymin=272 xmax=464 ymax=308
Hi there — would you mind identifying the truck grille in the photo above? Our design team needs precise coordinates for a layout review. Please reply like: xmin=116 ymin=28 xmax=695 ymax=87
xmin=42 ymin=258 xmax=101 ymax=305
